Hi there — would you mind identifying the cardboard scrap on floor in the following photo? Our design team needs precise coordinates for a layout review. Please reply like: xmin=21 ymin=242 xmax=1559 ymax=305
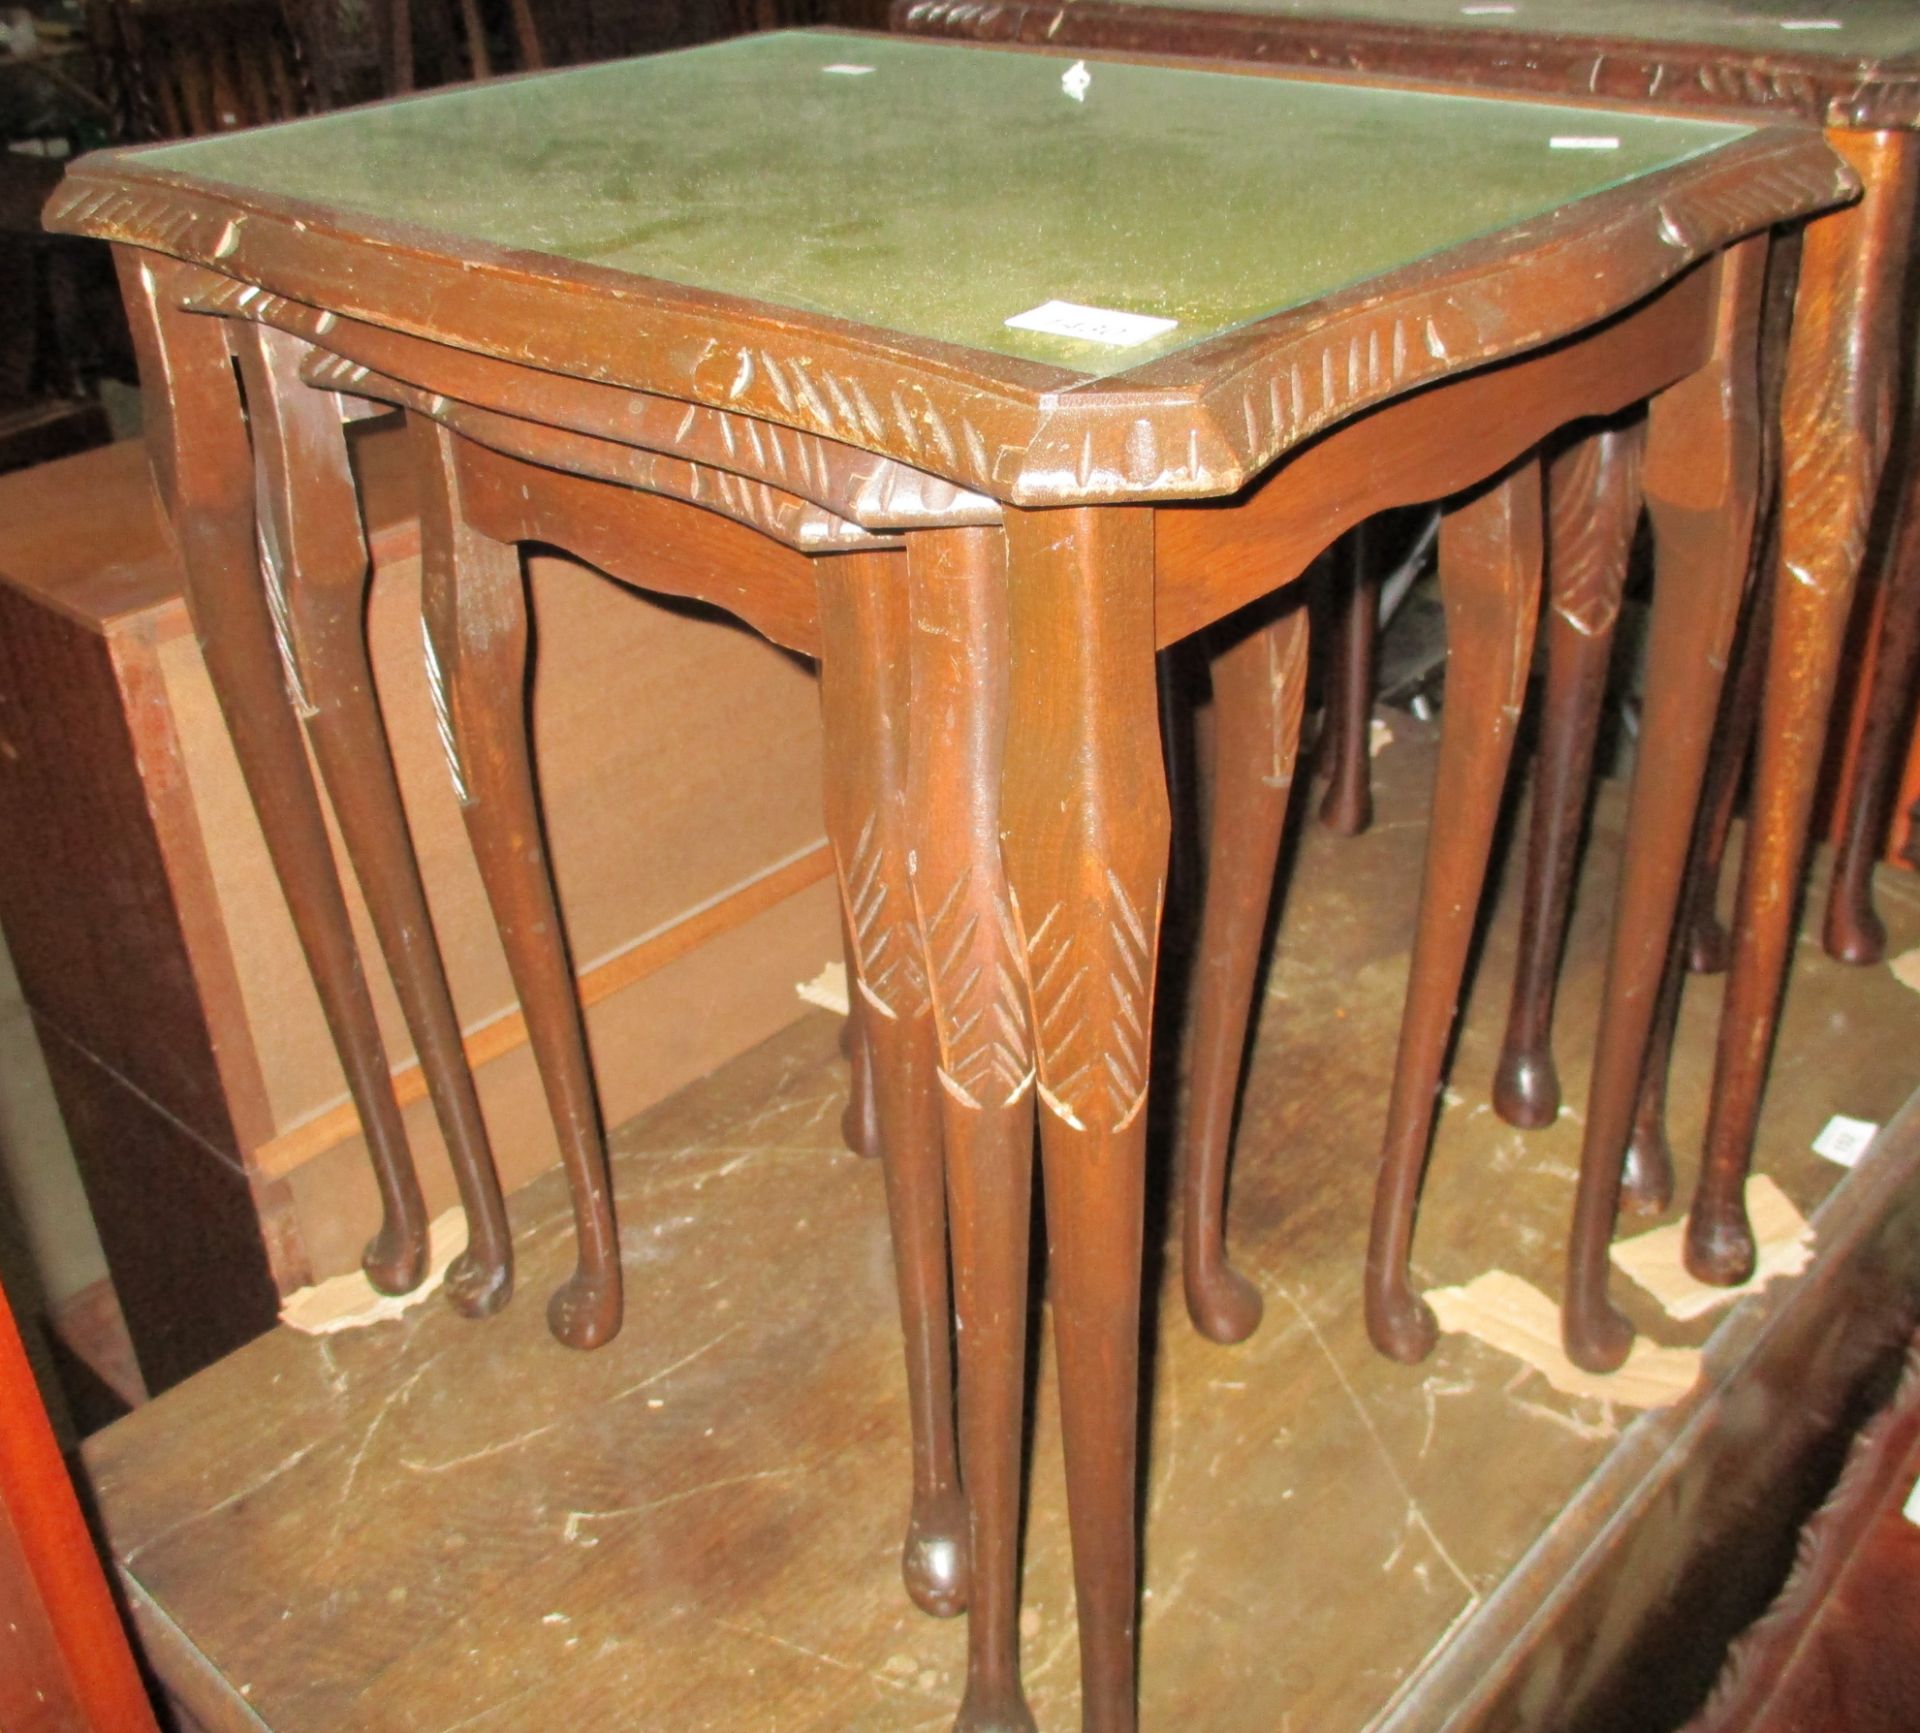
xmin=280 ymin=1209 xmax=469 ymax=1335
xmin=796 ymin=959 xmax=850 ymax=1017
xmin=1609 ymin=1174 xmax=1813 ymax=1322
xmin=1890 ymin=946 xmax=1920 ymax=996
xmin=1427 ymin=1269 xmax=1701 ymax=1409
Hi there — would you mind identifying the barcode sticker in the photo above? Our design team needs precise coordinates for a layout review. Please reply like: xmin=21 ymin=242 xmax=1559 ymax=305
xmin=1005 ymin=300 xmax=1177 ymax=347
xmin=1812 ymin=1114 xmax=1880 ymax=1168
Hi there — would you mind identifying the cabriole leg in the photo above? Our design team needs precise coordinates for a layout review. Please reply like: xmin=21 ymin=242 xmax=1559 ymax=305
xmin=1492 ymin=421 xmax=1643 ymax=1131
xmin=114 ymin=249 xmax=428 ymax=1295
xmin=904 ymin=527 xmax=1037 ymax=1727
xmin=235 ymin=325 xmax=513 ymax=1318
xmin=413 ymin=416 xmax=620 ymax=1349
xmin=1364 ymin=458 xmax=1543 ymax=1364
xmin=1691 ymin=134 xmax=1920 ymax=1287
xmin=1564 ymin=238 xmax=1766 ymax=1372
xmin=814 ymin=552 xmax=969 ymax=1621
xmin=1180 ymin=600 xmax=1310 ymax=1345
xmin=1002 ymin=505 xmax=1167 ymax=1733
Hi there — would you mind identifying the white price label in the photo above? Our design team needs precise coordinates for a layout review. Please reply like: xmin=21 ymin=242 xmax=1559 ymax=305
xmin=1550 ymin=136 xmax=1620 ymax=151
xmin=821 ymin=63 xmax=876 ymax=74
xmin=1905 ymin=1474 xmax=1920 ymax=1527
xmin=1004 ymin=300 xmax=1178 ymax=347
xmin=1812 ymin=1114 xmax=1880 ymax=1168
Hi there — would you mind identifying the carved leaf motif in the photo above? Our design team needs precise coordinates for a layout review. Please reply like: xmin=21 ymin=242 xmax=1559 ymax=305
xmin=1023 ymin=867 xmax=1160 ymax=1132
xmin=1548 ymin=434 xmax=1633 ymax=637
xmin=916 ymin=866 xmax=1032 ymax=1110
xmin=837 ymin=813 xmax=929 ymax=1021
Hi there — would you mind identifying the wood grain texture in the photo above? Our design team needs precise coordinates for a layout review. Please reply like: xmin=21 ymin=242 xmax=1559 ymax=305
xmin=74 ymin=772 xmax=1920 ymax=1733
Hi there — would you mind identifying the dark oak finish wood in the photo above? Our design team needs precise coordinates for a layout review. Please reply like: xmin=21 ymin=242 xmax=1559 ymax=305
xmin=1181 ymin=600 xmax=1310 ymax=1346
xmin=816 ymin=550 xmax=970 ymax=1621
xmin=1491 ymin=421 xmax=1643 ymax=1135
xmin=1318 ymin=526 xmax=1375 ymax=837
xmin=414 ymin=414 xmax=621 ymax=1349
xmin=1824 ymin=459 xmax=1920 ymax=966
xmin=115 ymin=250 xmax=431 ymax=1299
xmin=1002 ymin=502 xmax=1167 ymax=1733
xmin=46 ymin=37 xmax=1857 ymax=1725
xmin=1565 ymin=238 xmax=1765 ymax=1371
xmin=1693 ymin=131 xmax=1920 ymax=1287
xmin=1366 ymin=458 xmax=1544 ymax=1362
xmin=901 ymin=527 xmax=1036 ymax=1721
xmin=234 ymin=325 xmax=516 ymax=1320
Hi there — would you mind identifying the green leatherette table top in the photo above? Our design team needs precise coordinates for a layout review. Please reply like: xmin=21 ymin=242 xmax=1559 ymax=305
xmin=121 ymin=30 xmax=1759 ymax=379
xmin=1088 ymin=0 xmax=1920 ymax=65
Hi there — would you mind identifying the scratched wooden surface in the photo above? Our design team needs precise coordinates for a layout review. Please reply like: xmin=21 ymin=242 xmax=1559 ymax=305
xmin=82 ymin=722 xmax=1920 ymax=1732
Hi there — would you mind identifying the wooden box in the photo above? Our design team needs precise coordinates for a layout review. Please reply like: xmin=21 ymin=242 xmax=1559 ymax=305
xmin=0 ymin=421 xmax=840 ymax=1392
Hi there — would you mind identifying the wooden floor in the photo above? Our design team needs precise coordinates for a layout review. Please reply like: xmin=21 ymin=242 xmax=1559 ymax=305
xmin=83 ymin=721 xmax=1920 ymax=1732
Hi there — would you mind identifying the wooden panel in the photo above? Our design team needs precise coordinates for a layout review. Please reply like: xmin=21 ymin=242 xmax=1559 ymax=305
xmin=33 ymin=1021 xmax=281 ymax=1394
xmin=0 ymin=583 xmax=238 ymax=1148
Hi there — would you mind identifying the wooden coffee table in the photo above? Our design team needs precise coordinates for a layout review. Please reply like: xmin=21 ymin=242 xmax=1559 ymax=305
xmin=46 ymin=28 xmax=1850 ymax=1729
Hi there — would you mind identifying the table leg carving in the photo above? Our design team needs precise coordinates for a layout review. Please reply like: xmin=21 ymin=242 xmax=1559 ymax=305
xmin=1691 ymin=135 xmax=1920 ymax=1288
xmin=815 ymin=552 xmax=969 ymax=1622
xmin=235 ymin=325 xmax=514 ymax=1319
xmin=1492 ymin=421 xmax=1642 ymax=1132
xmin=1364 ymin=458 xmax=1543 ymax=1365
xmin=1320 ymin=524 xmax=1377 ymax=836
xmin=115 ymin=249 xmax=429 ymax=1296
xmin=902 ymin=527 xmax=1037 ymax=1727
xmin=413 ymin=416 xmax=621 ymax=1350
xmin=1181 ymin=600 xmax=1310 ymax=1345
xmin=1002 ymin=505 xmax=1166 ymax=1733
xmin=1564 ymin=239 xmax=1765 ymax=1373
xmin=1823 ymin=458 xmax=1920 ymax=966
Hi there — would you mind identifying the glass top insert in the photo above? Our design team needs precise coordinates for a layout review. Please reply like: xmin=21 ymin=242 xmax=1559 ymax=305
xmin=135 ymin=31 xmax=1757 ymax=380
xmin=1103 ymin=0 xmax=1920 ymax=65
